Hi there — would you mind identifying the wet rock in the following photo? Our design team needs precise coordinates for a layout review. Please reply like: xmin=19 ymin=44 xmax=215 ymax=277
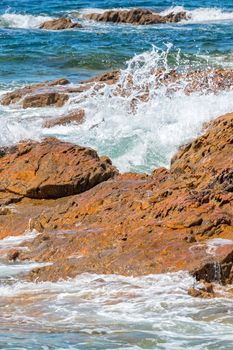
xmin=0 ymin=110 xmax=232 ymax=283
xmin=1 ymin=78 xmax=69 ymax=107
xmin=84 ymin=8 xmax=188 ymax=25
xmin=22 ymin=112 xmax=233 ymax=282
xmin=44 ymin=109 xmax=85 ymax=128
xmin=23 ymin=92 xmax=69 ymax=108
xmin=188 ymin=283 xmax=216 ymax=298
xmin=81 ymin=70 xmax=120 ymax=85
xmin=0 ymin=138 xmax=118 ymax=199
xmin=8 ymin=249 xmax=20 ymax=261
xmin=171 ymin=112 xmax=233 ymax=188
xmin=39 ymin=17 xmax=82 ymax=30
xmin=164 ymin=11 xmax=188 ymax=23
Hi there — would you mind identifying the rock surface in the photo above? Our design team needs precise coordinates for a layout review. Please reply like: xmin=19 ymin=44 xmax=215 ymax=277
xmin=84 ymin=8 xmax=188 ymax=25
xmin=0 ymin=113 xmax=232 ymax=284
xmin=44 ymin=109 xmax=85 ymax=128
xmin=22 ymin=92 xmax=69 ymax=108
xmin=0 ymin=138 xmax=118 ymax=200
xmin=1 ymin=78 xmax=70 ymax=108
xmin=39 ymin=17 xmax=82 ymax=30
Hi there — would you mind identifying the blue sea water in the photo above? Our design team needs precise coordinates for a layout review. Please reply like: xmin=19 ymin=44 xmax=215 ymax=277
xmin=0 ymin=0 xmax=233 ymax=84
xmin=0 ymin=1 xmax=233 ymax=349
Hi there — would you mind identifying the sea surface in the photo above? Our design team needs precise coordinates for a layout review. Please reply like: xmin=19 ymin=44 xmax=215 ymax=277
xmin=0 ymin=0 xmax=233 ymax=349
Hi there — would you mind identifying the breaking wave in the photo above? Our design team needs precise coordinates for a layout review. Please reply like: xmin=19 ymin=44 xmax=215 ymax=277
xmin=43 ymin=46 xmax=233 ymax=173
xmin=0 ymin=13 xmax=53 ymax=29
xmin=1 ymin=46 xmax=233 ymax=173
xmin=162 ymin=6 xmax=233 ymax=23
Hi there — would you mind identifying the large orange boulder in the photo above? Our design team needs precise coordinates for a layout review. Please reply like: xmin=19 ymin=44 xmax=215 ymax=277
xmin=0 ymin=138 xmax=118 ymax=199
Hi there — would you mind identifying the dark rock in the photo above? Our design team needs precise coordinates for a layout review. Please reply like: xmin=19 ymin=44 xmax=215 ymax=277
xmin=39 ymin=17 xmax=82 ymax=30
xmin=84 ymin=8 xmax=189 ymax=25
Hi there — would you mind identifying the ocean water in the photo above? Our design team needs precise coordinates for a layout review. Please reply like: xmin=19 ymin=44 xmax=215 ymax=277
xmin=0 ymin=0 xmax=233 ymax=349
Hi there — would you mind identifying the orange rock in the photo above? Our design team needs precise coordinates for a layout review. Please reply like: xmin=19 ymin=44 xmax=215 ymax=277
xmin=1 ymin=78 xmax=69 ymax=106
xmin=22 ymin=92 xmax=69 ymax=108
xmin=0 ymin=83 xmax=232 ymax=284
xmin=0 ymin=138 xmax=118 ymax=199
xmin=18 ymin=112 xmax=231 ymax=282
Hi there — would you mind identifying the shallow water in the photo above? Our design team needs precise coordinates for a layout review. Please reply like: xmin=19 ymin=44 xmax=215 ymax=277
xmin=0 ymin=0 xmax=233 ymax=349
xmin=1 ymin=258 xmax=233 ymax=350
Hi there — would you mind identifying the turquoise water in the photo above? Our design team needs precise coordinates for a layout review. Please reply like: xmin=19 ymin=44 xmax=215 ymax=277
xmin=0 ymin=1 xmax=233 ymax=349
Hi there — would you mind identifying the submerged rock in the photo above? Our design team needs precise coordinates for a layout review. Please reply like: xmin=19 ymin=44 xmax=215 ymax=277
xmin=84 ymin=8 xmax=188 ymax=25
xmin=44 ymin=109 xmax=85 ymax=128
xmin=39 ymin=17 xmax=82 ymax=30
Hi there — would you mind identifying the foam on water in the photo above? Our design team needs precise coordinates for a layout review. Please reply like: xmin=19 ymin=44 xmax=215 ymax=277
xmin=0 ymin=272 xmax=233 ymax=349
xmin=0 ymin=229 xmax=38 ymax=249
xmin=0 ymin=12 xmax=53 ymax=29
xmin=0 ymin=261 xmax=50 ymax=278
xmin=43 ymin=46 xmax=233 ymax=173
xmin=161 ymin=6 xmax=233 ymax=23
xmin=1 ymin=47 xmax=233 ymax=173
xmin=1 ymin=6 xmax=233 ymax=31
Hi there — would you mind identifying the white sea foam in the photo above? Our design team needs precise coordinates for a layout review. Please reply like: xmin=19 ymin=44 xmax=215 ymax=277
xmin=0 ymin=271 xmax=232 ymax=349
xmin=0 ymin=13 xmax=53 ymax=29
xmin=1 ymin=47 xmax=233 ymax=173
xmin=42 ymin=46 xmax=233 ymax=173
xmin=0 ymin=261 xmax=50 ymax=278
xmin=206 ymin=238 xmax=233 ymax=255
xmin=0 ymin=229 xmax=38 ymax=250
xmin=161 ymin=6 xmax=233 ymax=23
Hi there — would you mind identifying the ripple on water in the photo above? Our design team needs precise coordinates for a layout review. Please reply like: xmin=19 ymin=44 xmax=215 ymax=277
xmin=0 ymin=271 xmax=232 ymax=349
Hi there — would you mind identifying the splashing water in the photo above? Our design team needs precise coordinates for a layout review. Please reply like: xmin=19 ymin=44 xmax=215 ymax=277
xmin=0 ymin=13 xmax=53 ymax=29
xmin=2 ymin=46 xmax=233 ymax=172
xmin=40 ymin=46 xmax=233 ymax=173
xmin=161 ymin=6 xmax=233 ymax=23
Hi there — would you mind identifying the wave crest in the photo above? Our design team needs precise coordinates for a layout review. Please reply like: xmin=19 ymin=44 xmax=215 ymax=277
xmin=162 ymin=6 xmax=233 ymax=23
xmin=0 ymin=13 xmax=53 ymax=29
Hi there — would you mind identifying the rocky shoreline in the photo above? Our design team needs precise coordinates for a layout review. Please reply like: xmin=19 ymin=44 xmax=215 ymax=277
xmin=83 ymin=8 xmax=189 ymax=25
xmin=0 ymin=66 xmax=232 ymax=293
xmin=36 ymin=8 xmax=190 ymax=31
